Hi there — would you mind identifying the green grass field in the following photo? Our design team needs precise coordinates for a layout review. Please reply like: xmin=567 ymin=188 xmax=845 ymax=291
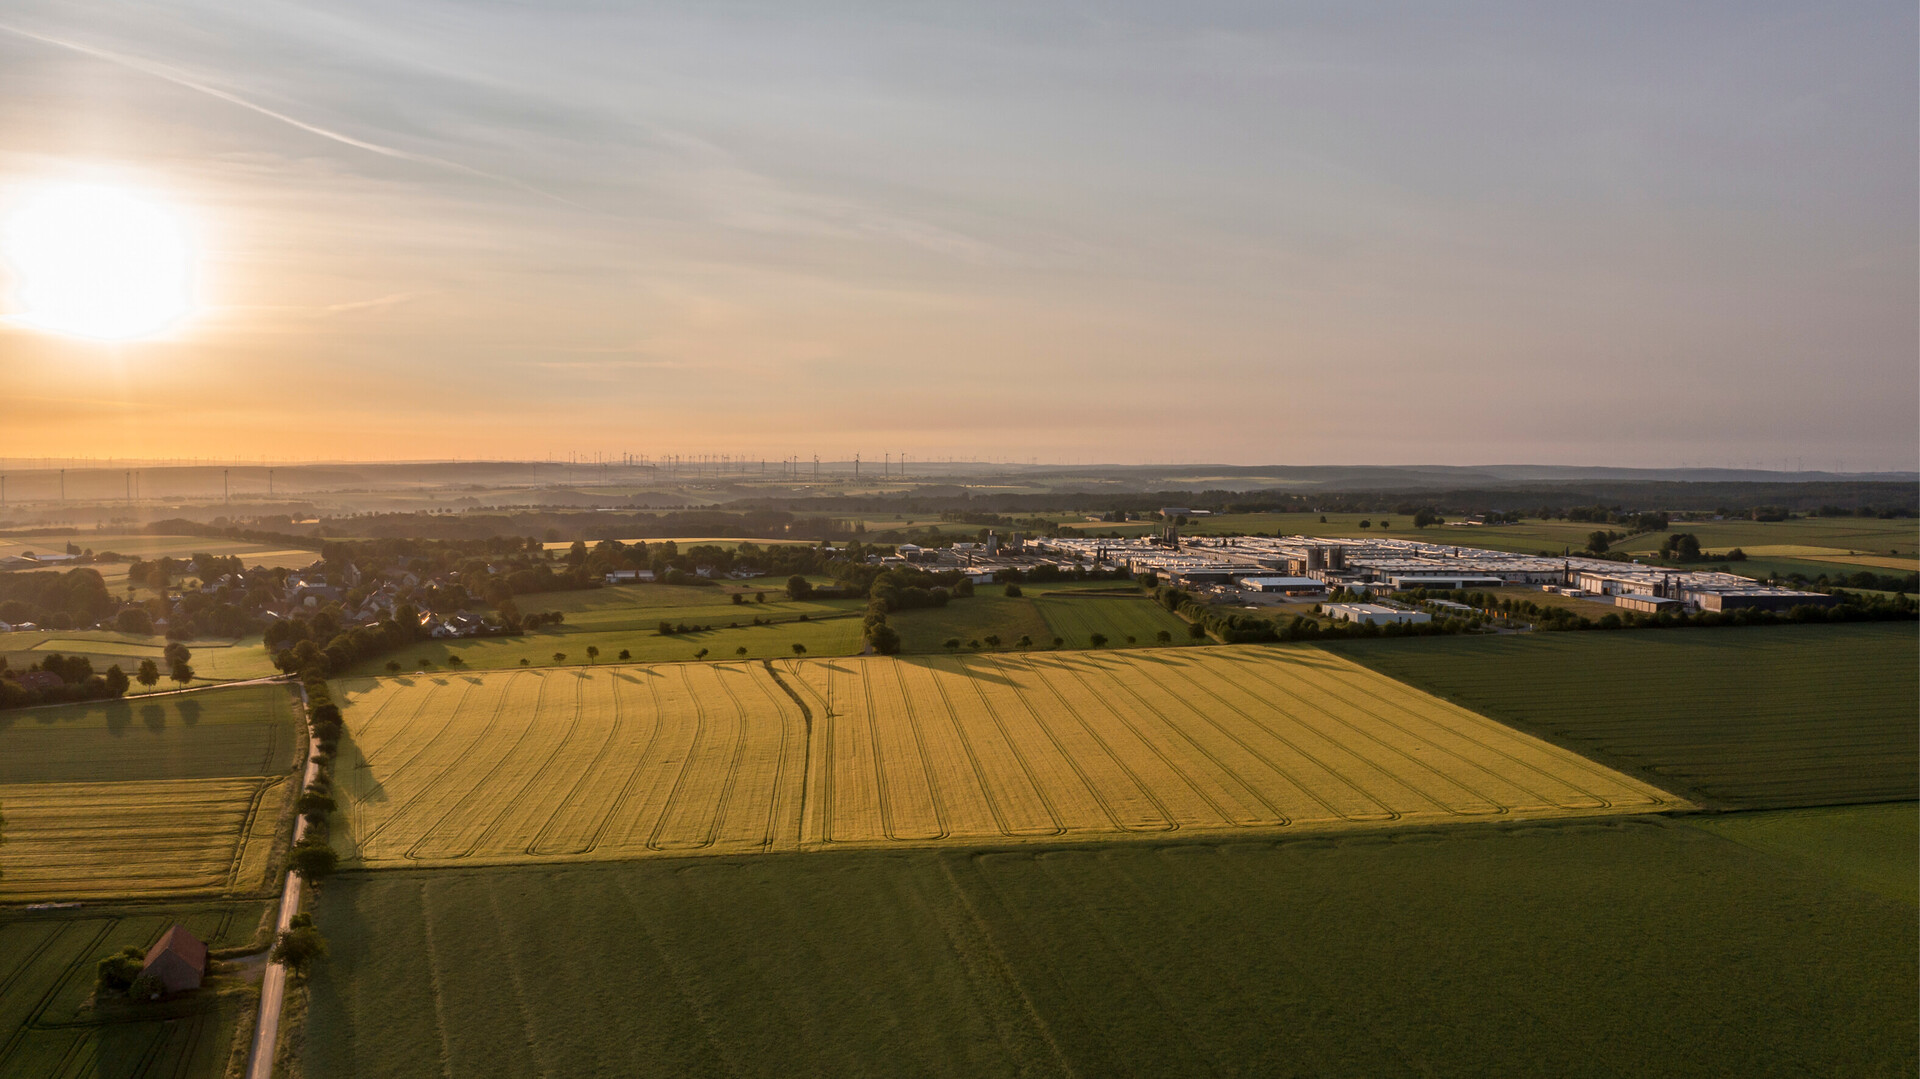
xmin=1 ymin=630 xmax=278 ymax=686
xmin=348 ymin=614 xmax=867 ymax=674
xmin=1692 ymin=802 xmax=1918 ymax=906
xmin=889 ymin=593 xmax=1055 ymax=651
xmin=0 ymin=901 xmax=269 ymax=1079
xmin=303 ymin=818 xmax=1917 ymax=1079
xmin=0 ymin=684 xmax=299 ymax=784
xmin=0 ymin=683 xmax=302 ymax=900
xmin=1328 ymin=624 xmax=1919 ymax=809
xmin=0 ymin=531 xmax=319 ymax=565
xmin=1032 ymin=592 xmax=1193 ymax=647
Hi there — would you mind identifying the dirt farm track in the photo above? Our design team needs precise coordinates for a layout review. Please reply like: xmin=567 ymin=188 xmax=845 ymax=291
xmin=329 ymin=647 xmax=1684 ymax=867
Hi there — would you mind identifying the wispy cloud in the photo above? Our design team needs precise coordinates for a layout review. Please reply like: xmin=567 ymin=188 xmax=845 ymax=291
xmin=0 ymin=20 xmax=597 ymax=213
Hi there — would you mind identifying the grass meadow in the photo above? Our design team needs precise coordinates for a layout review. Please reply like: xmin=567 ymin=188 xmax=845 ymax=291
xmin=0 ymin=900 xmax=269 ymax=1079
xmin=0 ymin=684 xmax=302 ymax=901
xmin=304 ymin=817 xmax=1917 ymax=1079
xmin=326 ymin=649 xmax=1677 ymax=868
xmin=1 ymin=629 xmax=279 ymax=686
xmin=1330 ymin=623 xmax=1918 ymax=808
xmin=1691 ymin=801 xmax=1917 ymax=906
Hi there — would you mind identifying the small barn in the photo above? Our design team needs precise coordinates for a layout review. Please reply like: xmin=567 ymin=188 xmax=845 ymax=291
xmin=141 ymin=925 xmax=207 ymax=997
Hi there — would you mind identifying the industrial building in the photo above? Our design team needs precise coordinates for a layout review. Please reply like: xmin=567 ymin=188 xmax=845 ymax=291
xmin=1029 ymin=532 xmax=1835 ymax=614
xmin=1323 ymin=603 xmax=1432 ymax=626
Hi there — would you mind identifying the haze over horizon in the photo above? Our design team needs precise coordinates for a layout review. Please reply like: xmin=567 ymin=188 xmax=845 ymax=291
xmin=1 ymin=2 xmax=1914 ymax=469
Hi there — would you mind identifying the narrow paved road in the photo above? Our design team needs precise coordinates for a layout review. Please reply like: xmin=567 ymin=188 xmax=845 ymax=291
xmin=246 ymin=683 xmax=320 ymax=1079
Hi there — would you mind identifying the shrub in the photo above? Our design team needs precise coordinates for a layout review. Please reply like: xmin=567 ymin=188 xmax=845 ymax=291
xmin=1003 ymin=583 xmax=1023 ymax=597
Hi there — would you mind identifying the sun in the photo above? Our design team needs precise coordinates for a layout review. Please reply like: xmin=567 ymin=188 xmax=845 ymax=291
xmin=2 ymin=183 xmax=197 ymax=341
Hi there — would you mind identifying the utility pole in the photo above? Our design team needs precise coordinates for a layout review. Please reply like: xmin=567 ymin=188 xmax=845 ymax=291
xmin=854 ymin=453 xmax=860 ymax=479
xmin=812 ymin=455 xmax=819 ymax=482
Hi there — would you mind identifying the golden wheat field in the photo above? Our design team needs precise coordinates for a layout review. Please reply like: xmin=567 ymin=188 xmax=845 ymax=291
xmin=330 ymin=648 xmax=1683 ymax=867
xmin=784 ymin=648 xmax=1685 ymax=846
xmin=0 ymin=775 xmax=295 ymax=901
xmin=330 ymin=665 xmax=807 ymax=866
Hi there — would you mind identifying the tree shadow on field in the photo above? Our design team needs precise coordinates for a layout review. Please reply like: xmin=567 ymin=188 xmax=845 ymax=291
xmin=103 ymin=700 xmax=132 ymax=736
xmin=141 ymin=703 xmax=167 ymax=732
xmin=177 ymin=698 xmax=202 ymax=726
xmin=901 ymin=655 xmax=1020 ymax=689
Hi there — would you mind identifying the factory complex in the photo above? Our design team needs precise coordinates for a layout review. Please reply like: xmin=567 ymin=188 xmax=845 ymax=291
xmin=890 ymin=530 xmax=1836 ymax=614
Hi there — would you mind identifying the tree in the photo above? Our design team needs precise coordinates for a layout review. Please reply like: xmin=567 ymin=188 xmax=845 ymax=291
xmin=1003 ymin=583 xmax=1023 ymax=597
xmin=1016 ymin=635 xmax=1032 ymax=649
xmin=586 ymin=645 xmax=600 ymax=664
xmin=136 ymin=659 xmax=160 ymax=691
xmin=163 ymin=642 xmax=191 ymax=670
xmin=1156 ymin=630 xmax=1172 ymax=644
xmin=1089 ymin=633 xmax=1109 ymax=648
xmin=786 ymin=575 xmax=813 ymax=600
xmin=115 ymin=607 xmax=153 ymax=635
xmin=1380 ymin=520 xmax=1392 ymax=529
xmin=385 ymin=660 xmax=402 ymax=674
xmin=1586 ymin=530 xmax=1611 ymax=554
xmin=289 ymin=842 xmax=338 ymax=881
xmin=735 ymin=646 xmax=748 ymax=656
xmin=1413 ymin=509 xmax=1443 ymax=528
xmin=1359 ymin=520 xmax=1372 ymax=529
xmin=867 ymin=623 xmax=902 ymax=655
xmin=618 ymin=649 xmax=631 ymax=660
xmin=695 ymin=648 xmax=709 ymax=660
xmin=983 ymin=634 xmax=1001 ymax=650
xmin=1051 ymin=636 xmax=1065 ymax=649
xmin=944 ymin=638 xmax=961 ymax=652
xmin=446 ymin=654 xmax=465 ymax=667
xmin=732 ymin=593 xmax=744 ymax=605
xmin=552 ymin=652 xmax=566 ymax=664
xmin=103 ymin=665 xmax=129 ymax=697
xmin=96 ymin=947 xmax=146 ymax=995
xmin=755 ymin=592 xmax=767 ymax=604
xmin=272 ymin=913 xmax=328 ymax=980
xmin=168 ymin=661 xmax=195 ymax=688
xmin=791 ymin=643 xmax=807 ymax=655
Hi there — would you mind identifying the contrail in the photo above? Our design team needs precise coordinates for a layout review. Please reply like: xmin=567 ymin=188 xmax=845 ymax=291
xmin=0 ymin=20 xmax=597 ymax=213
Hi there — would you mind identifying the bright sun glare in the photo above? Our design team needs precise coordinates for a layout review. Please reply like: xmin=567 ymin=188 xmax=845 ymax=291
xmin=3 ymin=183 xmax=196 ymax=341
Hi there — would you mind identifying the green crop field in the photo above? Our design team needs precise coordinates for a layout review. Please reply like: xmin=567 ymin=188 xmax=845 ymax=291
xmin=345 ymin=614 xmax=867 ymax=675
xmin=1692 ymin=802 xmax=1918 ymax=906
xmin=0 ymin=683 xmax=302 ymax=900
xmin=0 ymin=531 xmax=319 ymax=566
xmin=1 ymin=630 xmax=278 ymax=686
xmin=303 ymin=818 xmax=1917 ymax=1079
xmin=0 ymin=684 xmax=299 ymax=783
xmin=0 ymin=901 xmax=268 ymax=1079
xmin=888 ymin=592 xmax=1055 ymax=652
xmin=1032 ymin=592 xmax=1194 ymax=647
xmin=1330 ymin=624 xmax=1919 ymax=809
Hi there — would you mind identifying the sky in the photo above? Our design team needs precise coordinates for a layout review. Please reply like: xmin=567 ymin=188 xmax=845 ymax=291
xmin=0 ymin=1 xmax=1914 ymax=469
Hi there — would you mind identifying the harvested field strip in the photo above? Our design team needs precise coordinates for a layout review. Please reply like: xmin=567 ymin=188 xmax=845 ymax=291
xmin=0 ymin=776 xmax=293 ymax=901
xmin=1330 ymin=623 xmax=1920 ymax=809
